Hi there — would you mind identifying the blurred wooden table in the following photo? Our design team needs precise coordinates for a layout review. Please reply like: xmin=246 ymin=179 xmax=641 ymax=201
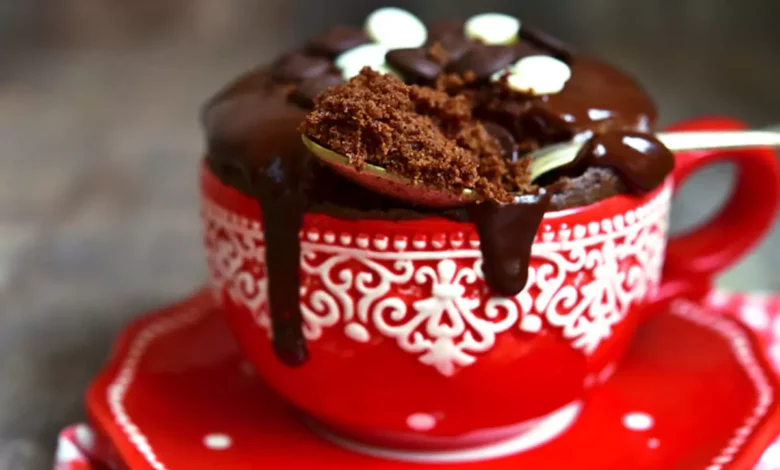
xmin=0 ymin=1 xmax=779 ymax=468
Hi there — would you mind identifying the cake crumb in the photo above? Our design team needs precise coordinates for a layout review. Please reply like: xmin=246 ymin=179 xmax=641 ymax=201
xmin=299 ymin=68 xmax=533 ymax=202
xmin=427 ymin=42 xmax=450 ymax=64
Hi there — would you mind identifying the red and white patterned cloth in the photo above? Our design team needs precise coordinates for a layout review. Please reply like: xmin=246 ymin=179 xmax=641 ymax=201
xmin=53 ymin=292 xmax=780 ymax=470
xmin=54 ymin=424 xmax=98 ymax=470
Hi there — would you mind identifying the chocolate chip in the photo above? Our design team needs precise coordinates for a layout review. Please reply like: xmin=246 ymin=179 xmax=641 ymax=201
xmin=271 ymin=52 xmax=332 ymax=82
xmin=386 ymin=48 xmax=443 ymax=82
xmin=289 ymin=74 xmax=343 ymax=108
xmin=449 ymin=44 xmax=516 ymax=80
xmin=483 ymin=121 xmax=518 ymax=161
xmin=307 ymin=26 xmax=369 ymax=57
xmin=435 ymin=33 xmax=474 ymax=62
xmin=519 ymin=25 xmax=575 ymax=60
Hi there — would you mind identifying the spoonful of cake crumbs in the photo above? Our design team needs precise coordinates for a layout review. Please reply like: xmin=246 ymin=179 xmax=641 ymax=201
xmin=299 ymin=68 xmax=536 ymax=205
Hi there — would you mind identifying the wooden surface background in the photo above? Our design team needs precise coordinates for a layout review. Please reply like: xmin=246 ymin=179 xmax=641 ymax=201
xmin=0 ymin=0 xmax=779 ymax=468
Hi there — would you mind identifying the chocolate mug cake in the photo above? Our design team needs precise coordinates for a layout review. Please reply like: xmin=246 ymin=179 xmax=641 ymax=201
xmin=201 ymin=9 xmax=674 ymax=366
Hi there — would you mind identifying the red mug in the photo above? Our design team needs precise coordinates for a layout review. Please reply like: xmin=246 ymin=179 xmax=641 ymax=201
xmin=200 ymin=117 xmax=779 ymax=460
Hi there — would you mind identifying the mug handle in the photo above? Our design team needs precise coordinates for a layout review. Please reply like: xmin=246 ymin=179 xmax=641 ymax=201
xmin=654 ymin=116 xmax=780 ymax=305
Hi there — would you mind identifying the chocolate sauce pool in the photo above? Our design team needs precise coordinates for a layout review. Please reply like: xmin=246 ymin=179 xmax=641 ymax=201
xmin=202 ymin=23 xmax=674 ymax=366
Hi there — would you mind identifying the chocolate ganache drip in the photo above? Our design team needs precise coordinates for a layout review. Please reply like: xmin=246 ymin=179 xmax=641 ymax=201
xmin=203 ymin=75 xmax=316 ymax=366
xmin=202 ymin=11 xmax=673 ymax=366
xmin=467 ymin=193 xmax=552 ymax=297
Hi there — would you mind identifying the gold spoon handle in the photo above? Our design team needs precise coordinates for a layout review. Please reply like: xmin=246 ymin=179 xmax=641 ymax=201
xmin=528 ymin=142 xmax=582 ymax=181
xmin=529 ymin=130 xmax=780 ymax=181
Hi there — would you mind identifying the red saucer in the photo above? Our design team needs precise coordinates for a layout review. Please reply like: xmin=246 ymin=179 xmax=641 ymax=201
xmin=85 ymin=289 xmax=780 ymax=469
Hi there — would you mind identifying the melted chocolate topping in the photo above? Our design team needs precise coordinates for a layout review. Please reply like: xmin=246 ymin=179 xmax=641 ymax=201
xmin=468 ymin=193 xmax=551 ymax=296
xmin=569 ymin=131 xmax=675 ymax=191
xmin=203 ymin=79 xmax=316 ymax=365
xmin=202 ymin=18 xmax=672 ymax=366
xmin=256 ymin=155 xmax=313 ymax=365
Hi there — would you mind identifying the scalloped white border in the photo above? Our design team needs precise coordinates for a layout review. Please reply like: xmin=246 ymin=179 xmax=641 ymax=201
xmin=106 ymin=300 xmax=210 ymax=470
xmin=105 ymin=294 xmax=773 ymax=469
xmin=670 ymin=299 xmax=775 ymax=469
xmin=309 ymin=401 xmax=583 ymax=463
xmin=200 ymin=184 xmax=672 ymax=251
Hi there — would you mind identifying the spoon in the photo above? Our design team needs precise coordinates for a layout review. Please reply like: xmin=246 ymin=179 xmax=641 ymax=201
xmin=302 ymin=130 xmax=780 ymax=208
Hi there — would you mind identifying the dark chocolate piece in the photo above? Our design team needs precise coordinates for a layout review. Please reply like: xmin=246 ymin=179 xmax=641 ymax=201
xmin=271 ymin=52 xmax=331 ymax=82
xmin=449 ymin=44 xmax=516 ymax=80
xmin=307 ymin=26 xmax=369 ymax=57
xmin=289 ymin=73 xmax=344 ymax=108
xmin=386 ymin=48 xmax=444 ymax=82
xmin=427 ymin=42 xmax=450 ymax=65
xmin=435 ymin=33 xmax=474 ymax=62
xmin=514 ymin=41 xmax=545 ymax=60
xmin=426 ymin=20 xmax=472 ymax=62
xmin=520 ymin=25 xmax=575 ymax=60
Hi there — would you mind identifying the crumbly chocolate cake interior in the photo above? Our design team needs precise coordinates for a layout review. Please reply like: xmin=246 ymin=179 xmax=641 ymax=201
xmin=201 ymin=11 xmax=675 ymax=366
xmin=300 ymin=68 xmax=534 ymax=202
